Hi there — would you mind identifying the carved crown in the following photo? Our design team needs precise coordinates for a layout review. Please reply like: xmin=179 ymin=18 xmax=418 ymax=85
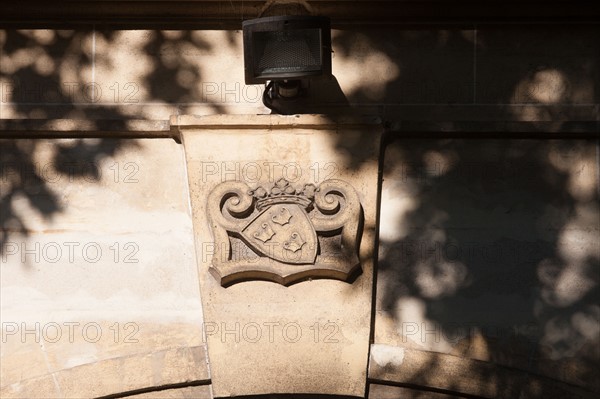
xmin=251 ymin=178 xmax=316 ymax=211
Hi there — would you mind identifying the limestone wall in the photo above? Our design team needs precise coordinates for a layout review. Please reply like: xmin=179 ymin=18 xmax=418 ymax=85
xmin=1 ymin=22 xmax=599 ymax=399
xmin=1 ymin=26 xmax=597 ymax=123
xmin=0 ymin=138 xmax=209 ymax=397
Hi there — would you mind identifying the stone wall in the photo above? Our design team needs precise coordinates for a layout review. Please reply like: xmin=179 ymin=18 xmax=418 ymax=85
xmin=1 ymin=25 xmax=598 ymax=123
xmin=1 ymin=17 xmax=599 ymax=399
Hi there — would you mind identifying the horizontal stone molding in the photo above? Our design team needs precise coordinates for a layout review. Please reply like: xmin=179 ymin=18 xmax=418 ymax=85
xmin=1 ymin=117 xmax=598 ymax=140
xmin=368 ymin=345 xmax=598 ymax=399
xmin=171 ymin=114 xmax=383 ymax=129
xmin=0 ymin=346 xmax=210 ymax=399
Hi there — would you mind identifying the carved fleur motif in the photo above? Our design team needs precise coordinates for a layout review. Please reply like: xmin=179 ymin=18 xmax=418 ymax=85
xmin=253 ymin=222 xmax=275 ymax=243
xmin=271 ymin=206 xmax=293 ymax=226
xmin=283 ymin=231 xmax=305 ymax=253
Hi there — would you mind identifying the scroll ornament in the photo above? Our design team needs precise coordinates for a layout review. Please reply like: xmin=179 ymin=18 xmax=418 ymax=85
xmin=207 ymin=178 xmax=362 ymax=286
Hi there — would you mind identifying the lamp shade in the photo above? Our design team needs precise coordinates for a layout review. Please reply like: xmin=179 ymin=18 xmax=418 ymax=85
xmin=243 ymin=15 xmax=331 ymax=84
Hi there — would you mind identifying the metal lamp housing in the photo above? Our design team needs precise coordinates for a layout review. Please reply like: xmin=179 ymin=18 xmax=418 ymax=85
xmin=242 ymin=15 xmax=332 ymax=85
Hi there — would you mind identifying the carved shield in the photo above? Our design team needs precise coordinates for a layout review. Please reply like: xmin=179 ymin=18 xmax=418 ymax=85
xmin=241 ymin=204 xmax=317 ymax=264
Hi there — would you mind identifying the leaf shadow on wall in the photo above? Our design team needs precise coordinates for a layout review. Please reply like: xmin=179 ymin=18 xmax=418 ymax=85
xmin=327 ymin=26 xmax=599 ymax=397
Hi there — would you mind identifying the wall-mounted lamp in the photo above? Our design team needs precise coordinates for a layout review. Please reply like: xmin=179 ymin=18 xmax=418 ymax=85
xmin=242 ymin=15 xmax=332 ymax=112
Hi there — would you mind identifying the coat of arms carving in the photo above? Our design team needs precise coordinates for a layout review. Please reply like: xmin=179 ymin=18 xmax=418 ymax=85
xmin=207 ymin=178 xmax=362 ymax=286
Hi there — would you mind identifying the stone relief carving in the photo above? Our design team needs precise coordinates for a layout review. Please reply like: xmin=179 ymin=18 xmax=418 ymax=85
xmin=207 ymin=178 xmax=362 ymax=286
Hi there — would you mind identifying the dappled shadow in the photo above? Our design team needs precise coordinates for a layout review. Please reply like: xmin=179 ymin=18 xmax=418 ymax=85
xmin=378 ymin=139 xmax=598 ymax=394
xmin=1 ymin=21 xmax=599 ymax=398
xmin=1 ymin=30 xmax=92 ymax=119
xmin=1 ymin=141 xmax=62 ymax=248
xmin=139 ymin=30 xmax=227 ymax=115
xmin=326 ymin=25 xmax=600 ymax=397
xmin=332 ymin=28 xmax=473 ymax=105
xmin=1 ymin=138 xmax=139 ymax=258
xmin=1 ymin=28 xmax=228 ymax=253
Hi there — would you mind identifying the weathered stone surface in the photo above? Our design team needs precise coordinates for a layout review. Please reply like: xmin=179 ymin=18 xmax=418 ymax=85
xmin=332 ymin=29 xmax=473 ymax=105
xmin=2 ymin=20 xmax=599 ymax=399
xmin=369 ymin=346 xmax=597 ymax=399
xmin=368 ymin=383 xmax=459 ymax=399
xmin=0 ymin=30 xmax=96 ymax=120
xmin=3 ymin=27 xmax=597 ymax=125
xmin=374 ymin=138 xmax=600 ymax=395
xmin=476 ymin=26 xmax=599 ymax=106
xmin=126 ymin=385 xmax=212 ymax=399
xmin=1 ymin=345 xmax=209 ymax=398
xmin=0 ymin=138 xmax=207 ymax=397
xmin=176 ymin=114 xmax=382 ymax=397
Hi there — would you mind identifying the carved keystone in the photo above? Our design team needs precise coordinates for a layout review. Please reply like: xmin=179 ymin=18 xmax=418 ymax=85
xmin=207 ymin=178 xmax=362 ymax=286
